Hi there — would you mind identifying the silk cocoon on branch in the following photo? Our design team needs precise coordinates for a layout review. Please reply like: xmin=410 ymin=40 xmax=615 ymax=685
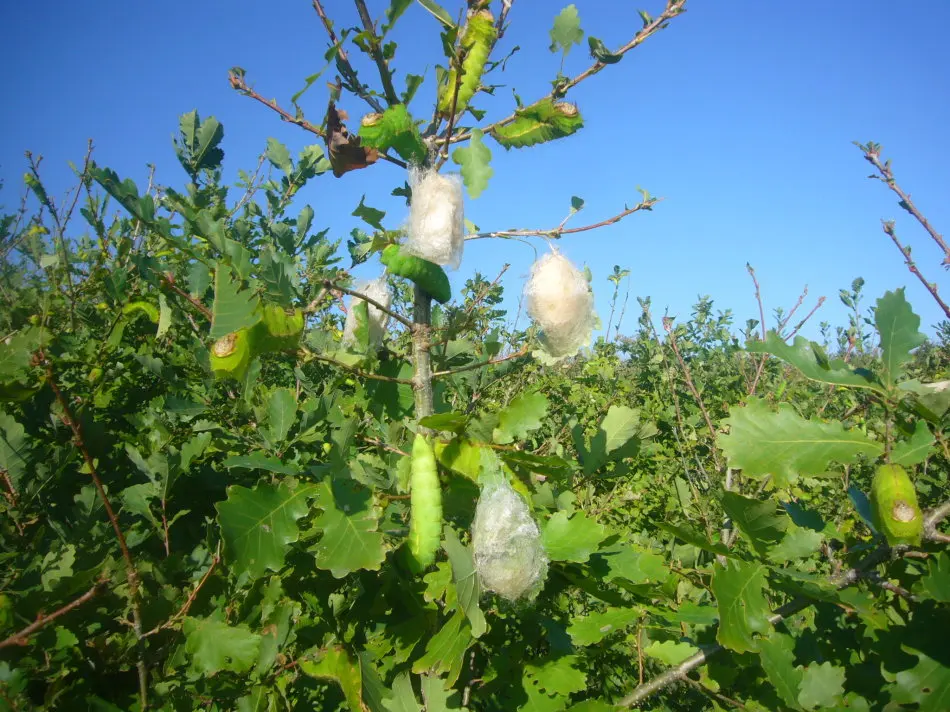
xmin=471 ymin=478 xmax=548 ymax=602
xmin=405 ymin=167 xmax=465 ymax=270
xmin=342 ymin=276 xmax=391 ymax=348
xmin=524 ymin=250 xmax=596 ymax=357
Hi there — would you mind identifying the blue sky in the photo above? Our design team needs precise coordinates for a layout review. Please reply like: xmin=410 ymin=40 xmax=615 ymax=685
xmin=2 ymin=0 xmax=949 ymax=341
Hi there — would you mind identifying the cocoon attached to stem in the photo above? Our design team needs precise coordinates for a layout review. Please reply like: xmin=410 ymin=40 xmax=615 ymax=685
xmin=471 ymin=477 xmax=548 ymax=602
xmin=342 ymin=276 xmax=391 ymax=349
xmin=406 ymin=167 xmax=465 ymax=270
xmin=524 ymin=249 xmax=596 ymax=357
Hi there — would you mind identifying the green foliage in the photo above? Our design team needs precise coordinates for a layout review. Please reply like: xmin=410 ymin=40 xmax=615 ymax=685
xmin=1 ymin=4 xmax=948 ymax=711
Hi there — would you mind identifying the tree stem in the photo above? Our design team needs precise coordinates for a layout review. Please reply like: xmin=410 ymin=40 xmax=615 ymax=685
xmin=412 ymin=286 xmax=434 ymax=424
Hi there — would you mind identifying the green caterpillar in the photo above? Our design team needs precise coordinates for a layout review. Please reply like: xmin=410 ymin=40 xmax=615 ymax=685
xmin=122 ymin=300 xmax=159 ymax=323
xmin=870 ymin=464 xmax=923 ymax=546
xmin=209 ymin=328 xmax=254 ymax=381
xmin=407 ymin=433 xmax=443 ymax=570
xmin=252 ymin=303 xmax=305 ymax=353
xmin=437 ymin=10 xmax=496 ymax=117
xmin=359 ymin=105 xmax=427 ymax=164
xmin=381 ymin=244 xmax=452 ymax=304
xmin=490 ymin=99 xmax=584 ymax=150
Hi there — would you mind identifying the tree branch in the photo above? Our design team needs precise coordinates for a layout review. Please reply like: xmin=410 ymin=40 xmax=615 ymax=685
xmin=353 ymin=0 xmax=400 ymax=107
xmin=858 ymin=142 xmax=949 ymax=265
xmin=303 ymin=350 xmax=414 ymax=384
xmin=0 ymin=581 xmax=107 ymax=650
xmin=324 ymin=280 xmax=415 ymax=330
xmin=41 ymin=353 xmax=148 ymax=708
xmin=619 ymin=499 xmax=950 ymax=707
xmin=228 ymin=70 xmax=326 ymax=137
xmin=432 ymin=345 xmax=530 ymax=378
xmin=469 ymin=198 xmax=660 ymax=240
xmin=144 ymin=546 xmax=221 ymax=637
xmin=881 ymin=220 xmax=950 ymax=320
xmin=312 ymin=0 xmax=385 ymax=113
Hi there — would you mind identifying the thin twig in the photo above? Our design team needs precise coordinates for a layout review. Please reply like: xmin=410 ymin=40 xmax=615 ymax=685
xmin=454 ymin=0 xmax=688 ymax=144
xmin=229 ymin=70 xmax=327 ymax=137
xmin=619 ymin=500 xmax=950 ymax=707
xmin=881 ymin=220 xmax=950 ymax=320
xmin=469 ymin=198 xmax=660 ymax=240
xmin=663 ymin=318 xmax=722 ymax=470
xmin=353 ymin=0 xmax=400 ymax=106
xmin=324 ymin=280 xmax=415 ymax=330
xmin=311 ymin=0 xmax=385 ymax=113
xmin=745 ymin=264 xmax=769 ymax=396
xmin=304 ymin=351 xmax=414 ymax=384
xmin=41 ymin=353 xmax=148 ymax=708
xmin=786 ymin=296 xmax=826 ymax=340
xmin=432 ymin=345 xmax=530 ymax=378
xmin=859 ymin=142 xmax=949 ymax=264
xmin=161 ymin=273 xmax=213 ymax=320
xmin=144 ymin=547 xmax=221 ymax=637
xmin=0 ymin=581 xmax=107 ymax=650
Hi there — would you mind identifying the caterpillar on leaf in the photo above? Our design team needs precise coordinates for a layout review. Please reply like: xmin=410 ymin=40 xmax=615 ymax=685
xmin=359 ymin=105 xmax=427 ymax=165
xmin=407 ymin=434 xmax=443 ymax=571
xmin=381 ymin=244 xmax=452 ymax=304
xmin=490 ymin=99 xmax=584 ymax=150
xmin=437 ymin=10 xmax=496 ymax=117
xmin=870 ymin=464 xmax=923 ymax=546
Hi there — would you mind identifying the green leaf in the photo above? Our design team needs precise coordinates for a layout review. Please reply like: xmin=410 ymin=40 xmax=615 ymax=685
xmin=594 ymin=543 xmax=667 ymax=584
xmin=719 ymin=397 xmax=884 ymax=486
xmin=747 ymin=333 xmax=884 ymax=394
xmin=451 ymin=129 xmax=493 ymax=199
xmin=578 ymin=405 xmax=644 ymax=475
xmin=263 ymin=387 xmax=297 ymax=447
xmin=643 ymin=640 xmax=700 ymax=666
xmin=216 ymin=479 xmax=316 ymax=581
xmin=415 ymin=0 xmax=454 ymax=28
xmin=711 ymin=560 xmax=771 ymax=653
xmin=0 ymin=412 xmax=29 ymax=487
xmin=183 ymin=616 xmax=262 ymax=675
xmin=384 ymin=671 xmax=421 ymax=712
xmin=657 ymin=522 xmax=735 ymax=557
xmin=915 ymin=552 xmax=950 ymax=602
xmin=549 ymin=5 xmax=583 ymax=55
xmin=798 ymin=661 xmax=845 ymax=710
xmin=891 ymin=420 xmax=934 ymax=466
xmin=420 ymin=675 xmax=461 ymax=711
xmin=757 ymin=633 xmax=804 ymax=711
xmin=300 ymin=645 xmax=364 ymax=712
xmin=721 ymin=492 xmax=787 ymax=556
xmin=875 ymin=288 xmax=926 ymax=387
xmin=767 ymin=524 xmax=823 ymax=563
xmin=542 ymin=511 xmax=605 ymax=562
xmin=210 ymin=262 xmax=261 ymax=339
xmin=587 ymin=37 xmax=622 ymax=64
xmin=266 ymin=138 xmax=293 ymax=175
xmin=886 ymin=647 xmax=950 ymax=712
xmin=443 ymin=528 xmax=487 ymax=637
xmin=311 ymin=479 xmax=386 ymax=578
xmin=221 ymin=453 xmax=297 ymax=475
xmin=524 ymin=655 xmax=587 ymax=697
xmin=411 ymin=611 xmax=472 ymax=685
xmin=566 ymin=607 xmax=640 ymax=646
xmin=353 ymin=195 xmax=386 ymax=230
xmin=493 ymin=392 xmax=548 ymax=444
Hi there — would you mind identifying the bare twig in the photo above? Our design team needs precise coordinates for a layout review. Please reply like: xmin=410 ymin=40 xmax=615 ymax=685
xmin=0 ymin=581 xmax=107 ymax=650
xmin=144 ymin=547 xmax=221 ymax=637
xmin=470 ymin=198 xmax=660 ymax=241
xmin=432 ymin=345 xmax=530 ymax=378
xmin=858 ymin=142 xmax=949 ymax=264
xmin=785 ymin=296 xmax=826 ymax=340
xmin=324 ymin=280 xmax=415 ymax=330
xmin=161 ymin=273 xmax=213 ymax=320
xmin=745 ymin=264 xmax=769 ymax=396
xmin=881 ymin=220 xmax=950 ymax=320
xmin=229 ymin=70 xmax=327 ymax=138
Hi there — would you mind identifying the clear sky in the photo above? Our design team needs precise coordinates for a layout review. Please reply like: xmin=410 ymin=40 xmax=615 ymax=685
xmin=2 ymin=1 xmax=949 ymax=342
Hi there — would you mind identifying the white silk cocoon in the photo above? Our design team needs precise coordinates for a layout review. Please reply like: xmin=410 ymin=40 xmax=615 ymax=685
xmin=342 ymin=276 xmax=391 ymax=348
xmin=525 ymin=250 xmax=596 ymax=357
xmin=472 ymin=479 xmax=548 ymax=602
xmin=406 ymin=167 xmax=465 ymax=269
